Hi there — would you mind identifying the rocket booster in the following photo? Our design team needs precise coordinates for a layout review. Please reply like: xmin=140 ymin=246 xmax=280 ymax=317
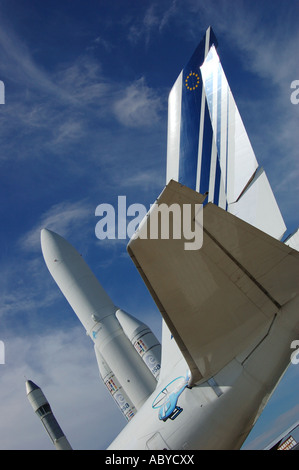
xmin=116 ymin=309 xmax=161 ymax=379
xmin=94 ymin=347 xmax=136 ymax=421
xmin=26 ymin=380 xmax=72 ymax=450
xmin=41 ymin=229 xmax=158 ymax=411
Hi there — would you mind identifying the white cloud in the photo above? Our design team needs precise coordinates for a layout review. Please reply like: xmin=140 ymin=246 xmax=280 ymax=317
xmin=128 ymin=2 xmax=178 ymax=45
xmin=0 ymin=15 xmax=109 ymax=109
xmin=0 ymin=18 xmax=59 ymax=97
xmin=0 ymin=327 xmax=125 ymax=449
xmin=20 ymin=200 xmax=92 ymax=253
xmin=52 ymin=119 xmax=85 ymax=145
xmin=54 ymin=56 xmax=110 ymax=105
xmin=113 ymin=77 xmax=162 ymax=128
xmin=93 ymin=36 xmax=113 ymax=53
xmin=0 ymin=200 xmax=93 ymax=321
xmin=114 ymin=168 xmax=165 ymax=192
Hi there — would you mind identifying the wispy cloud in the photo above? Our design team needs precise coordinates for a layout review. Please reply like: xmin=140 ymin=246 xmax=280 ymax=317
xmin=0 ymin=17 xmax=164 ymax=173
xmin=20 ymin=200 xmax=92 ymax=253
xmin=113 ymin=77 xmax=163 ymax=128
xmin=51 ymin=119 xmax=85 ymax=146
xmin=0 ymin=200 xmax=93 ymax=323
xmin=128 ymin=1 xmax=179 ymax=45
xmin=93 ymin=35 xmax=114 ymax=53
xmin=0 ymin=13 xmax=110 ymax=109
xmin=54 ymin=56 xmax=110 ymax=105
xmin=0 ymin=17 xmax=60 ymax=97
xmin=0 ymin=262 xmax=60 ymax=321
xmin=0 ymin=327 xmax=125 ymax=449
xmin=113 ymin=168 xmax=165 ymax=192
xmin=244 ymin=402 xmax=299 ymax=450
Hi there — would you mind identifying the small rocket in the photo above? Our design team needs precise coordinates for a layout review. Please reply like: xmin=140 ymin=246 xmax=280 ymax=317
xmin=26 ymin=380 xmax=72 ymax=450
xmin=40 ymin=229 xmax=161 ymax=420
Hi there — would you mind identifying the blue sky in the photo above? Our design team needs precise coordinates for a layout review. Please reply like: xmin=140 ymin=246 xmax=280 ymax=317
xmin=0 ymin=0 xmax=298 ymax=450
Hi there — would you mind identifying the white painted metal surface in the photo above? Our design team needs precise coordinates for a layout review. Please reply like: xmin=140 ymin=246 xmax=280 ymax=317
xmin=26 ymin=380 xmax=72 ymax=450
xmin=116 ymin=309 xmax=161 ymax=379
xmin=41 ymin=229 xmax=157 ymax=410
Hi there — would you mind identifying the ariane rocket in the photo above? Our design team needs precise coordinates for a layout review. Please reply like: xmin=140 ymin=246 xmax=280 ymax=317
xmin=26 ymin=380 xmax=72 ymax=450
xmin=40 ymin=229 xmax=161 ymax=421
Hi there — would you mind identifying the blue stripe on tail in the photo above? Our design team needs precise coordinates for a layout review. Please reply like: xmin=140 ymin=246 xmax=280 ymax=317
xmin=178 ymin=28 xmax=217 ymax=193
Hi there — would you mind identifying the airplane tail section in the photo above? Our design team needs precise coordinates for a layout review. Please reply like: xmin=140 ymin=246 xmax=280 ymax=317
xmin=166 ymin=26 xmax=217 ymax=192
xmin=166 ymin=27 xmax=286 ymax=240
xmin=128 ymin=180 xmax=299 ymax=384
xmin=161 ymin=26 xmax=289 ymax=381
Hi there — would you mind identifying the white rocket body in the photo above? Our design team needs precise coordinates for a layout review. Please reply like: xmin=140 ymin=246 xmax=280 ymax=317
xmin=116 ymin=309 xmax=161 ymax=379
xmin=41 ymin=229 xmax=160 ymax=414
xmin=94 ymin=347 xmax=136 ymax=421
xmin=26 ymin=380 xmax=72 ymax=450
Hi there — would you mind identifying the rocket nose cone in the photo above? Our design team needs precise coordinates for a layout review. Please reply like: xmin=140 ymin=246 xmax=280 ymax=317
xmin=40 ymin=228 xmax=56 ymax=249
xmin=41 ymin=228 xmax=56 ymax=263
xmin=25 ymin=380 xmax=40 ymax=395
xmin=40 ymin=228 xmax=68 ymax=266
xmin=40 ymin=228 xmax=87 ymax=283
xmin=40 ymin=228 xmax=72 ymax=250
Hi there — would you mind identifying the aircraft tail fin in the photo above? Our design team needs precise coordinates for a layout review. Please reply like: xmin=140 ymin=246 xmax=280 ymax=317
xmin=162 ymin=26 xmax=288 ymax=378
xmin=166 ymin=26 xmax=217 ymax=192
xmin=166 ymin=26 xmax=286 ymax=240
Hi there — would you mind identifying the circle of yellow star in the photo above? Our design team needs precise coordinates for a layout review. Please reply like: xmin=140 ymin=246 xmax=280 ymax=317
xmin=185 ymin=72 xmax=200 ymax=91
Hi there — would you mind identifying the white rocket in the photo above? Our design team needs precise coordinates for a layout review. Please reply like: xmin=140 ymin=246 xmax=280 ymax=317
xmin=40 ymin=229 xmax=161 ymax=421
xmin=26 ymin=380 xmax=72 ymax=450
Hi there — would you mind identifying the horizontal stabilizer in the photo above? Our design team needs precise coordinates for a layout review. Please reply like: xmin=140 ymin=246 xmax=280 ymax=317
xmin=285 ymin=228 xmax=299 ymax=251
xmin=228 ymin=167 xmax=286 ymax=240
xmin=128 ymin=180 xmax=299 ymax=384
